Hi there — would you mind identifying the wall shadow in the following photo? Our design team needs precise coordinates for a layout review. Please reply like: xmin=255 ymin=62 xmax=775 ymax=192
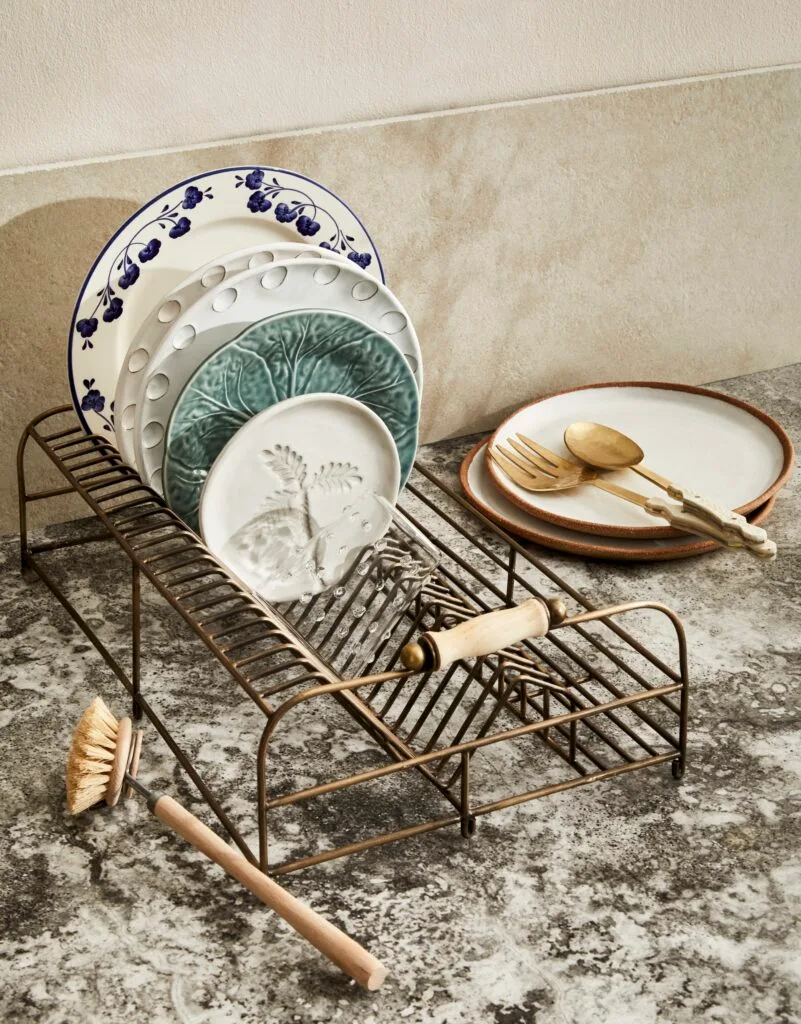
xmin=0 ymin=196 xmax=139 ymax=532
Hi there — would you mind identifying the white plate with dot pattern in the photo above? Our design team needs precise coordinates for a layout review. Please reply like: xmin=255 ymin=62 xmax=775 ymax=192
xmin=134 ymin=257 xmax=422 ymax=492
xmin=69 ymin=165 xmax=383 ymax=443
xmin=114 ymin=242 xmax=347 ymax=469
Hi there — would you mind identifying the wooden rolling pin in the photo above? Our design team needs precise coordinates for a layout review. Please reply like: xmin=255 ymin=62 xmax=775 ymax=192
xmin=401 ymin=597 xmax=566 ymax=671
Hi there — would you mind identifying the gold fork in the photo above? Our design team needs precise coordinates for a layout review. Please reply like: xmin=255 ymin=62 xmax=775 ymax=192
xmin=490 ymin=434 xmax=776 ymax=559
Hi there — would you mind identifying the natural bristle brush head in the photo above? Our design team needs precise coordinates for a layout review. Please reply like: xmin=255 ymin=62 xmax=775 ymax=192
xmin=66 ymin=697 xmax=135 ymax=814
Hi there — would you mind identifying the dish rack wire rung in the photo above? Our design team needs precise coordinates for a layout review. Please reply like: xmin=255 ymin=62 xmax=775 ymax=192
xmin=18 ymin=407 xmax=690 ymax=875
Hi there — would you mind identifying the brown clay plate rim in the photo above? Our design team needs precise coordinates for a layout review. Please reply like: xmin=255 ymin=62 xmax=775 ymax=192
xmin=461 ymin=437 xmax=778 ymax=562
xmin=486 ymin=380 xmax=794 ymax=539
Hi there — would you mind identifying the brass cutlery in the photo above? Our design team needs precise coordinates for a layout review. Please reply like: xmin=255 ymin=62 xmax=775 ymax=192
xmin=490 ymin=435 xmax=776 ymax=559
xmin=563 ymin=421 xmax=772 ymax=551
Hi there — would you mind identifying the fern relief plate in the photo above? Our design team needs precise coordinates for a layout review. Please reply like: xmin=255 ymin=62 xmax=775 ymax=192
xmin=69 ymin=165 xmax=383 ymax=442
xmin=135 ymin=257 xmax=422 ymax=491
xmin=199 ymin=394 xmax=400 ymax=603
xmin=163 ymin=308 xmax=420 ymax=531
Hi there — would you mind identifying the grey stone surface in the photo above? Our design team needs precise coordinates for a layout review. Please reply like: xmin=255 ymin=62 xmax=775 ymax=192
xmin=1 ymin=365 xmax=800 ymax=1024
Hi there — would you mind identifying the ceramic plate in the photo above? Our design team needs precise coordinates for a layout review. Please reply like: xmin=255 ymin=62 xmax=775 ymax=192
xmin=199 ymin=394 xmax=400 ymax=603
xmin=114 ymin=242 xmax=347 ymax=469
xmin=487 ymin=382 xmax=793 ymax=539
xmin=462 ymin=440 xmax=777 ymax=561
xmin=163 ymin=309 xmax=419 ymax=531
xmin=69 ymin=165 xmax=383 ymax=441
xmin=134 ymin=257 xmax=422 ymax=490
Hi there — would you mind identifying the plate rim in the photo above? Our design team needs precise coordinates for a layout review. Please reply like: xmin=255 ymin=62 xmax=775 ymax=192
xmin=68 ymin=164 xmax=385 ymax=436
xmin=462 ymin=437 xmax=778 ymax=561
xmin=486 ymin=380 xmax=794 ymax=539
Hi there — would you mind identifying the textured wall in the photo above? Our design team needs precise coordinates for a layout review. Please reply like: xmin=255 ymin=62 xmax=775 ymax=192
xmin=3 ymin=68 xmax=801 ymax=534
xmin=2 ymin=0 xmax=801 ymax=168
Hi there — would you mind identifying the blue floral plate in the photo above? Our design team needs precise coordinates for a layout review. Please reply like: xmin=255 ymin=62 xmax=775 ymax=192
xmin=163 ymin=309 xmax=419 ymax=531
xmin=69 ymin=166 xmax=383 ymax=442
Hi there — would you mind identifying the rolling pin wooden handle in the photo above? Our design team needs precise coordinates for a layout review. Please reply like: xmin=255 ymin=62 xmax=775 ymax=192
xmin=152 ymin=794 xmax=387 ymax=990
xmin=409 ymin=597 xmax=561 ymax=671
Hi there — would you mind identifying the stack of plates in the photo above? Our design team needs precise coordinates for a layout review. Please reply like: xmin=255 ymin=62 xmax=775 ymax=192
xmin=461 ymin=383 xmax=793 ymax=561
xmin=69 ymin=166 xmax=422 ymax=600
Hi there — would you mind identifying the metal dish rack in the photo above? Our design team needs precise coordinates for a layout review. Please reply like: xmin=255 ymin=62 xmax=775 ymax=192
xmin=18 ymin=407 xmax=689 ymax=875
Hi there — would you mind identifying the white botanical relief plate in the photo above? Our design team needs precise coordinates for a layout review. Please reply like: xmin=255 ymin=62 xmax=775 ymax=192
xmin=199 ymin=394 xmax=401 ymax=603
xmin=69 ymin=166 xmax=384 ymax=442
xmin=113 ymin=241 xmax=348 ymax=470
xmin=134 ymin=257 xmax=422 ymax=493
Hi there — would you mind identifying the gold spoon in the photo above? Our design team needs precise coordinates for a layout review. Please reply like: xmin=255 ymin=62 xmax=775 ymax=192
xmin=563 ymin=421 xmax=774 ymax=554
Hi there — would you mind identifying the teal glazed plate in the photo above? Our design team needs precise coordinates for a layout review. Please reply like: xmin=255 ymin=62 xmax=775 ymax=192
xmin=163 ymin=309 xmax=419 ymax=530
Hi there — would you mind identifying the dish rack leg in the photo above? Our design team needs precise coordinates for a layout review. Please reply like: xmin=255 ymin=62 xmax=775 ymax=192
xmin=131 ymin=564 xmax=142 ymax=721
xmin=672 ymin=676 xmax=689 ymax=779
xmin=459 ymin=752 xmax=476 ymax=837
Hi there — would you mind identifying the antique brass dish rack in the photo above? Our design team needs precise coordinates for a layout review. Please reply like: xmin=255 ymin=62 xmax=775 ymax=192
xmin=18 ymin=407 xmax=689 ymax=875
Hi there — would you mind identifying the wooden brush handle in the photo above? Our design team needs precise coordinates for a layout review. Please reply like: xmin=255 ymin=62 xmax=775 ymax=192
xmin=422 ymin=597 xmax=552 ymax=669
xmin=152 ymin=794 xmax=387 ymax=990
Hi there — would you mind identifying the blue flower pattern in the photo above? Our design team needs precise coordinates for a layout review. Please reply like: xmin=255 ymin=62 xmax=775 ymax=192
xmin=118 ymin=262 xmax=139 ymax=289
xmin=182 ymin=186 xmax=205 ymax=209
xmin=138 ymin=238 xmax=161 ymax=262
xmin=76 ymin=317 xmax=98 ymax=339
xmin=169 ymin=217 xmax=191 ymax=238
xmin=75 ymin=169 xmax=376 ymax=431
xmin=80 ymin=379 xmax=115 ymax=432
xmin=234 ymin=170 xmax=371 ymax=266
xmin=74 ymin=184 xmax=212 ymax=350
xmin=247 ymin=192 xmax=272 ymax=214
xmin=103 ymin=297 xmax=123 ymax=322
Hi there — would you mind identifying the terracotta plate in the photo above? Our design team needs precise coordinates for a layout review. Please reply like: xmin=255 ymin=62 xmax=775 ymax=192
xmin=487 ymin=381 xmax=793 ymax=539
xmin=462 ymin=439 xmax=777 ymax=562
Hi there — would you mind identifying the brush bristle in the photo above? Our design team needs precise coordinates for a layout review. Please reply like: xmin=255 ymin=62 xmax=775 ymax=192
xmin=66 ymin=697 xmax=120 ymax=814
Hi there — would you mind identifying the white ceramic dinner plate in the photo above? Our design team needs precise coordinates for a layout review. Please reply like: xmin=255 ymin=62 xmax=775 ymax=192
xmin=462 ymin=440 xmax=777 ymax=561
xmin=69 ymin=165 xmax=383 ymax=442
xmin=487 ymin=383 xmax=793 ymax=539
xmin=199 ymin=394 xmax=400 ymax=603
xmin=134 ymin=257 xmax=422 ymax=491
xmin=114 ymin=242 xmax=348 ymax=469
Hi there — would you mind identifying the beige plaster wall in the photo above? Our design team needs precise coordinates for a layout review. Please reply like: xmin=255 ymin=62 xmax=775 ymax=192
xmin=3 ymin=67 xmax=800 ymax=534
xmin=4 ymin=1 xmax=801 ymax=168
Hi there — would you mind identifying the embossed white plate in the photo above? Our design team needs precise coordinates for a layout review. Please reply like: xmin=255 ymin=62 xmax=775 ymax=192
xmin=134 ymin=257 xmax=422 ymax=492
xmin=113 ymin=242 xmax=348 ymax=469
xmin=199 ymin=393 xmax=400 ymax=603
xmin=69 ymin=166 xmax=384 ymax=442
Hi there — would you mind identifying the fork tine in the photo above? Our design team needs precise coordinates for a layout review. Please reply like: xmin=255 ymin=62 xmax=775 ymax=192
xmin=491 ymin=448 xmax=551 ymax=489
xmin=516 ymin=434 xmax=576 ymax=469
xmin=497 ymin=442 xmax=554 ymax=479
xmin=507 ymin=437 xmax=560 ymax=477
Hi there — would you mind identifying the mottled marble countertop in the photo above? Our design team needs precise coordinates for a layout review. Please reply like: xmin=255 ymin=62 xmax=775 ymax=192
xmin=1 ymin=364 xmax=800 ymax=1024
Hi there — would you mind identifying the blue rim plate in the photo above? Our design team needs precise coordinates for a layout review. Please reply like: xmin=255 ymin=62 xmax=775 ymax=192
xmin=163 ymin=308 xmax=420 ymax=531
xmin=69 ymin=165 xmax=384 ymax=442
